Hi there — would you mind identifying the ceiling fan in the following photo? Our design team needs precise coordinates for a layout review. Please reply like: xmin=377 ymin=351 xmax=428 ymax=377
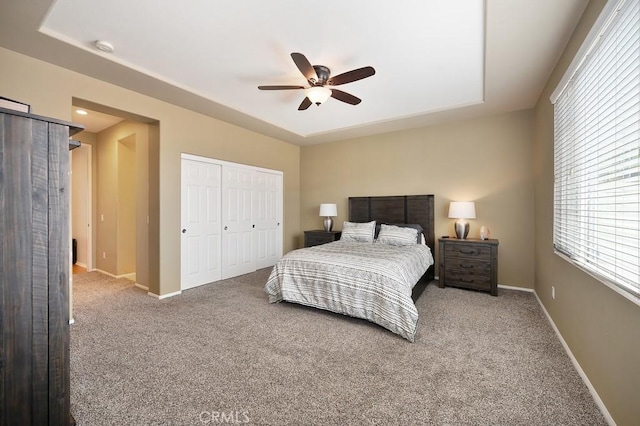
xmin=258 ymin=52 xmax=376 ymax=110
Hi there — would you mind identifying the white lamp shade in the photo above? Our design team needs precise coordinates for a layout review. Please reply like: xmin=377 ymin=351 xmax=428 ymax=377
xmin=306 ymin=86 xmax=332 ymax=104
xmin=448 ymin=201 xmax=476 ymax=219
xmin=319 ymin=203 xmax=337 ymax=217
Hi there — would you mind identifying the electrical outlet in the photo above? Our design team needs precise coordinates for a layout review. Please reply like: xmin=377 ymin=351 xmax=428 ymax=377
xmin=102 ymin=252 xmax=106 ymax=259
xmin=552 ymin=286 xmax=555 ymax=300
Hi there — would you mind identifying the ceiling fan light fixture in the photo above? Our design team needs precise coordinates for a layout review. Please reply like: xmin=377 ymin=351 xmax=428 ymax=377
xmin=306 ymin=86 xmax=332 ymax=105
xmin=259 ymin=52 xmax=373 ymax=110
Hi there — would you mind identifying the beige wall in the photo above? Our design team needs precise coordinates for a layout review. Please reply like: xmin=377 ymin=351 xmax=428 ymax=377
xmin=0 ymin=46 xmax=300 ymax=296
xmin=534 ymin=1 xmax=640 ymax=424
xmin=148 ymin=124 xmax=161 ymax=293
xmin=301 ymin=109 xmax=535 ymax=288
xmin=117 ymin=134 xmax=137 ymax=275
xmin=95 ymin=124 xmax=117 ymax=274
xmin=95 ymin=120 xmax=150 ymax=278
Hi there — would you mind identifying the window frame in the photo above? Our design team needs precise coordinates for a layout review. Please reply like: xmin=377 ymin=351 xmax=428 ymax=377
xmin=551 ymin=0 xmax=640 ymax=306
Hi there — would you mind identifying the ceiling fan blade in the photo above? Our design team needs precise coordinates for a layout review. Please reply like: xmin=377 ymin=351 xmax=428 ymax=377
xmin=330 ymin=89 xmax=361 ymax=105
xmin=258 ymin=85 xmax=305 ymax=90
xmin=291 ymin=52 xmax=318 ymax=84
xmin=327 ymin=66 xmax=376 ymax=86
xmin=298 ymin=97 xmax=312 ymax=110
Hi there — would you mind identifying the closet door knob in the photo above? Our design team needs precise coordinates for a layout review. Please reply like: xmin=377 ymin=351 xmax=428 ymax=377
xmin=252 ymin=224 xmax=255 ymax=228
xmin=181 ymin=229 xmax=186 ymax=234
xmin=224 ymin=226 xmax=228 ymax=230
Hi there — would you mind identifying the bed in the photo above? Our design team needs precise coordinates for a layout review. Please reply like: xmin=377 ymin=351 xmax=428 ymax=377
xmin=264 ymin=195 xmax=435 ymax=342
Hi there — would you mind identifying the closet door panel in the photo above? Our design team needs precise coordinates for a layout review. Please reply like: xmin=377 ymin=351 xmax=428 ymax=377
xmin=254 ymin=172 xmax=282 ymax=269
xmin=180 ymin=159 xmax=221 ymax=290
xmin=222 ymin=167 xmax=255 ymax=279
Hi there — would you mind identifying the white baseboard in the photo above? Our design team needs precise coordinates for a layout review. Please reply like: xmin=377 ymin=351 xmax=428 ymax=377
xmin=498 ymin=284 xmax=534 ymax=292
xmin=75 ymin=262 xmax=87 ymax=268
xmin=533 ymin=291 xmax=615 ymax=425
xmin=148 ymin=290 xmax=182 ymax=300
xmin=93 ymin=269 xmax=137 ymax=281
xmin=69 ymin=318 xmax=75 ymax=325
xmin=94 ymin=268 xmax=117 ymax=278
xmin=134 ymin=283 xmax=149 ymax=291
xmin=435 ymin=278 xmax=534 ymax=293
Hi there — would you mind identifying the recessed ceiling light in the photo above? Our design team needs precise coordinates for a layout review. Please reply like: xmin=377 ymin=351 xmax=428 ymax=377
xmin=94 ymin=40 xmax=115 ymax=53
xmin=76 ymin=109 xmax=88 ymax=115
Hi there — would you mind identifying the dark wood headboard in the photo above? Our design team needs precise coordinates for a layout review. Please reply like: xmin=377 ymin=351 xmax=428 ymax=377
xmin=349 ymin=194 xmax=435 ymax=282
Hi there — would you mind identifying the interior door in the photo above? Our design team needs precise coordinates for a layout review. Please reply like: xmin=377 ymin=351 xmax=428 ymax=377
xmin=181 ymin=159 xmax=222 ymax=290
xmin=253 ymin=171 xmax=283 ymax=269
xmin=221 ymin=166 xmax=255 ymax=279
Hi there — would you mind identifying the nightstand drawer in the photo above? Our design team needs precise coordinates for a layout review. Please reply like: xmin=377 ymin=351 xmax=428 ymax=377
xmin=444 ymin=258 xmax=492 ymax=291
xmin=444 ymin=243 xmax=491 ymax=259
xmin=306 ymin=235 xmax=331 ymax=246
xmin=444 ymin=258 xmax=491 ymax=277
xmin=304 ymin=230 xmax=342 ymax=247
xmin=444 ymin=273 xmax=492 ymax=292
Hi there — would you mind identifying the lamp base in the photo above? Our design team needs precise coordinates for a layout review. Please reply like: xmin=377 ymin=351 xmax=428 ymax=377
xmin=323 ymin=217 xmax=333 ymax=232
xmin=454 ymin=219 xmax=470 ymax=239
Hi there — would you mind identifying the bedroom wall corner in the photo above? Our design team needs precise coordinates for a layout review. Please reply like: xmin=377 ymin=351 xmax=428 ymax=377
xmin=300 ymin=109 xmax=535 ymax=290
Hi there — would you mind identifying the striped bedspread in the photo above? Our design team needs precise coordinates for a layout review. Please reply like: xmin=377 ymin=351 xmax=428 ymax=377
xmin=264 ymin=241 xmax=434 ymax=342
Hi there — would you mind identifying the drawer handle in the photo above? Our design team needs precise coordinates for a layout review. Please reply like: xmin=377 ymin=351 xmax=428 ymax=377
xmin=460 ymin=278 xmax=475 ymax=283
xmin=459 ymin=264 xmax=474 ymax=269
xmin=459 ymin=250 xmax=476 ymax=255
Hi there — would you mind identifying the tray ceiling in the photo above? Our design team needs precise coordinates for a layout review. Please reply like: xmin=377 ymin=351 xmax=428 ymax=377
xmin=0 ymin=0 xmax=588 ymax=145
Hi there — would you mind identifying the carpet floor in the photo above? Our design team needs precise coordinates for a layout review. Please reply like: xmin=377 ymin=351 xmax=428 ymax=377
xmin=70 ymin=270 xmax=607 ymax=425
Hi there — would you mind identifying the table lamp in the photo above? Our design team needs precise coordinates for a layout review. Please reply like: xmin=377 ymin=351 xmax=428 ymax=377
xmin=448 ymin=201 xmax=476 ymax=239
xmin=319 ymin=203 xmax=337 ymax=232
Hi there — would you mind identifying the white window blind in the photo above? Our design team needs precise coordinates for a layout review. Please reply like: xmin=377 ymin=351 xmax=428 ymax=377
xmin=553 ymin=0 xmax=640 ymax=302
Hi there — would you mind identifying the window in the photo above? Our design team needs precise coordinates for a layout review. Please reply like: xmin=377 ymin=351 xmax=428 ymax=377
xmin=552 ymin=0 xmax=640 ymax=303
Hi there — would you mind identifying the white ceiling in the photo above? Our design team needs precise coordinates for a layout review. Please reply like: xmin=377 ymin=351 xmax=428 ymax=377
xmin=0 ymin=0 xmax=588 ymax=145
xmin=72 ymin=107 xmax=123 ymax=133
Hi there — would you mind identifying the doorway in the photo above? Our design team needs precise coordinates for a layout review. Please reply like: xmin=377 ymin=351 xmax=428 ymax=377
xmin=71 ymin=143 xmax=92 ymax=273
xmin=70 ymin=99 xmax=160 ymax=292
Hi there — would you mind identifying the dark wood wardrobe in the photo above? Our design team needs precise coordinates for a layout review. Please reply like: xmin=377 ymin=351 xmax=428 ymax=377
xmin=0 ymin=106 xmax=83 ymax=425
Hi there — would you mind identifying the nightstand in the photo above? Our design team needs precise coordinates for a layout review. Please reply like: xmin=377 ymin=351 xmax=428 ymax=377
xmin=438 ymin=238 xmax=499 ymax=296
xmin=304 ymin=230 xmax=342 ymax=247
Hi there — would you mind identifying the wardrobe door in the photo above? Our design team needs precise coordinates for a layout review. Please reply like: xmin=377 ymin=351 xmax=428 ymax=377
xmin=0 ymin=110 xmax=79 ymax=426
xmin=180 ymin=159 xmax=222 ymax=290
xmin=221 ymin=166 xmax=255 ymax=279
xmin=253 ymin=171 xmax=282 ymax=269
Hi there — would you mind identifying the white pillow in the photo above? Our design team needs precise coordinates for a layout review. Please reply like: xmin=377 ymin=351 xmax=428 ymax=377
xmin=376 ymin=224 xmax=418 ymax=246
xmin=340 ymin=221 xmax=376 ymax=243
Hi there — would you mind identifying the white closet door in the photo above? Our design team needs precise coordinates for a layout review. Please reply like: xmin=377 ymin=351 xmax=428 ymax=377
xmin=253 ymin=172 xmax=283 ymax=269
xmin=221 ymin=166 xmax=255 ymax=279
xmin=180 ymin=159 xmax=221 ymax=290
